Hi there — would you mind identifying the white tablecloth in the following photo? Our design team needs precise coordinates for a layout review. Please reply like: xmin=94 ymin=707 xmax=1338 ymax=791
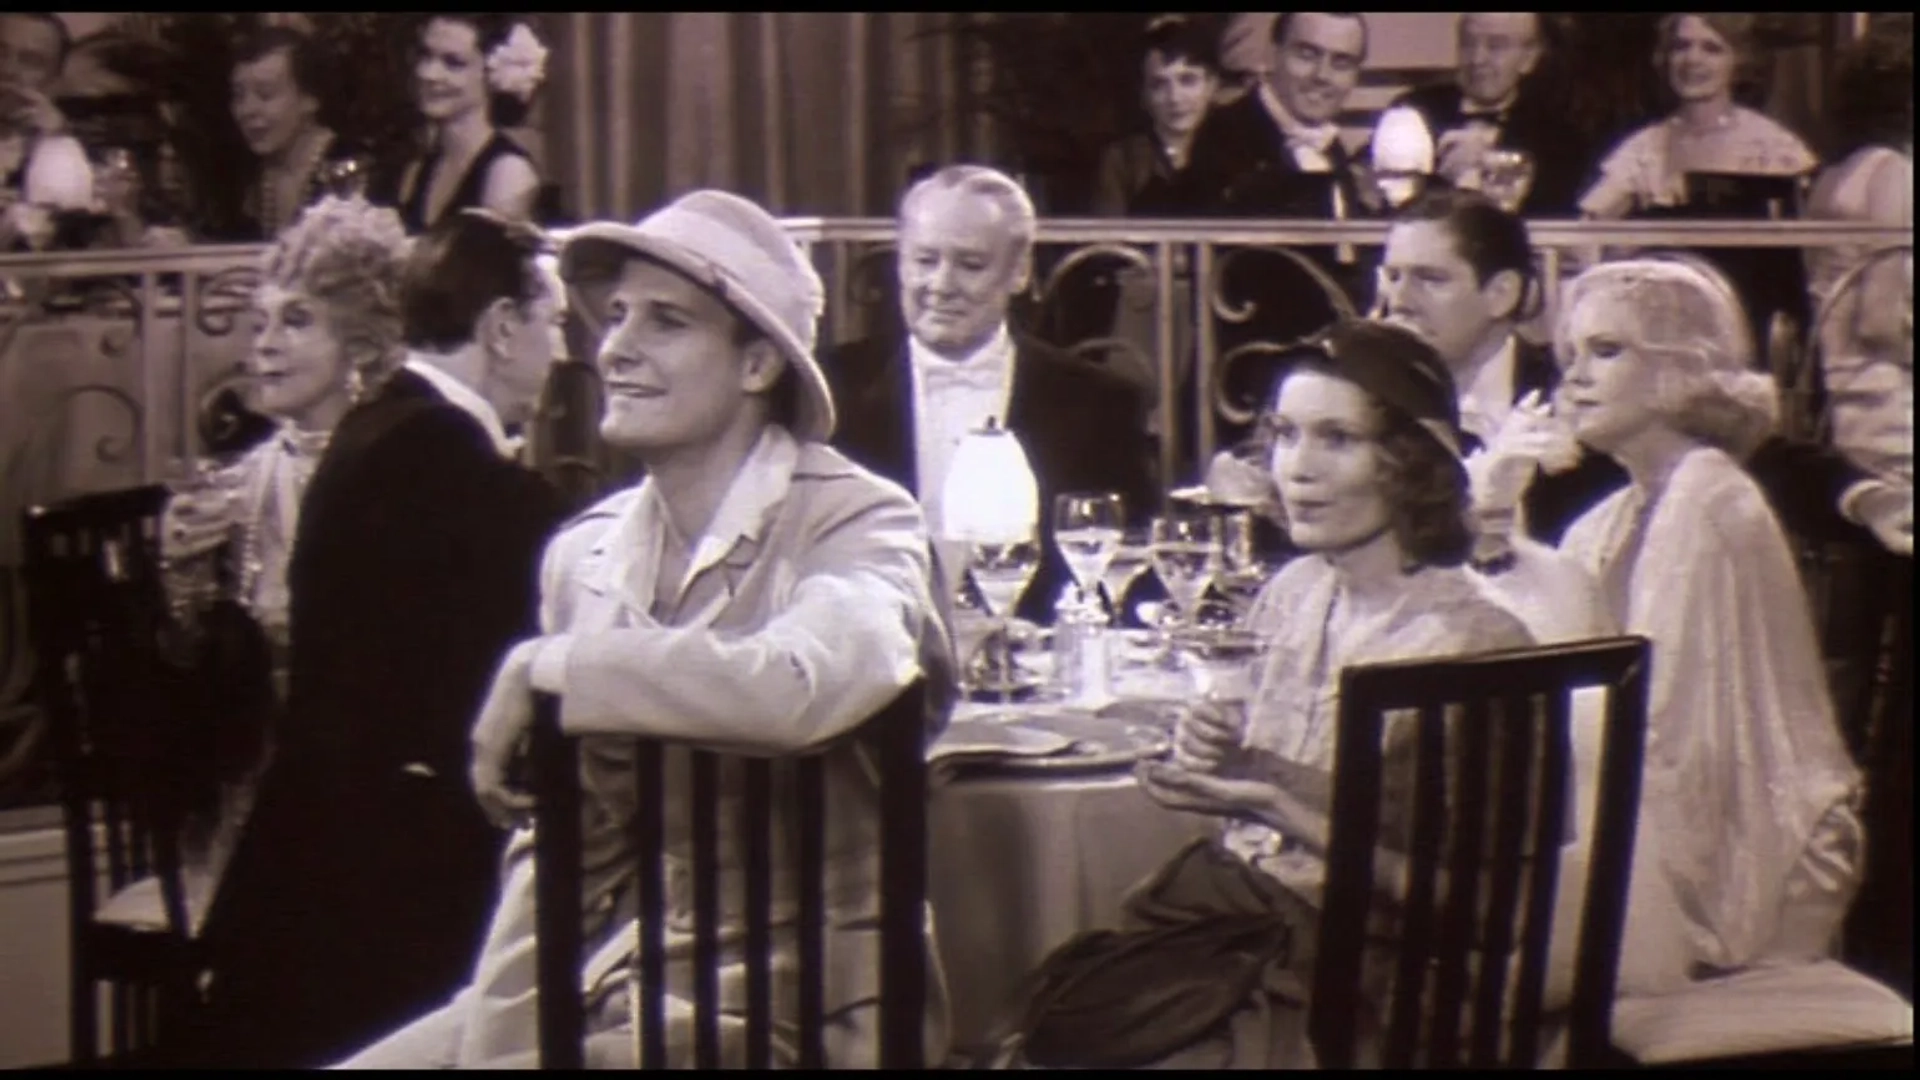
xmin=928 ymin=766 xmax=1217 ymax=1054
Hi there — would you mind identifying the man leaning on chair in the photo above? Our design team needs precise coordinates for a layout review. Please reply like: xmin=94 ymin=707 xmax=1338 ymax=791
xmin=334 ymin=189 xmax=958 ymax=1068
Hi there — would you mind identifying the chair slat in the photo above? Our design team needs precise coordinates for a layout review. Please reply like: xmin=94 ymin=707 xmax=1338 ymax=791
xmin=876 ymin=690 xmax=929 ymax=1068
xmin=530 ymin=694 xmax=584 ymax=1070
xmin=741 ymin=758 xmax=775 ymax=1070
xmin=632 ymin=742 xmax=668 ymax=1070
xmin=1510 ymin=690 xmax=1572 ymax=1068
xmin=1384 ymin=702 xmax=1450 ymax=1069
xmin=689 ymin=750 xmax=722 ymax=1069
xmin=1468 ymin=696 xmax=1538 ymax=1067
xmin=1310 ymin=695 xmax=1387 ymax=1070
xmin=794 ymin=756 xmax=828 ymax=1069
xmin=1429 ymin=698 xmax=1494 ymax=1068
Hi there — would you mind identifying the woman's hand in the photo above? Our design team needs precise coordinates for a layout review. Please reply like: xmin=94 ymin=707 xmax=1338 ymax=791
xmin=1136 ymin=759 xmax=1273 ymax=820
xmin=1170 ymin=698 xmax=1244 ymax=774
xmin=1467 ymin=390 xmax=1580 ymax=514
xmin=160 ymin=489 xmax=238 ymax=565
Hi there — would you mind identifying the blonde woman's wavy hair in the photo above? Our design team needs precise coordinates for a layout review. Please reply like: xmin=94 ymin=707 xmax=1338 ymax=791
xmin=258 ymin=196 xmax=414 ymax=398
xmin=1554 ymin=256 xmax=1781 ymax=458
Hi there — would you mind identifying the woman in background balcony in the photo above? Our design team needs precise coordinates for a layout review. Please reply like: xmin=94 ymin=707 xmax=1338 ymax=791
xmin=389 ymin=13 xmax=544 ymax=234
xmin=225 ymin=26 xmax=365 ymax=242
xmin=1578 ymin=14 xmax=1817 ymax=220
xmin=1510 ymin=258 xmax=1865 ymax=981
xmin=155 ymin=196 xmax=411 ymax=931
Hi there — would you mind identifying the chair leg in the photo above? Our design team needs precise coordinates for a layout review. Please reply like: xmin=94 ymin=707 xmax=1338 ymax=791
xmin=70 ymin=970 xmax=98 ymax=1068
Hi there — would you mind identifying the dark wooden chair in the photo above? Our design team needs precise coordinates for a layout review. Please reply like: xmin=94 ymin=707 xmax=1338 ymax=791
xmin=1310 ymin=635 xmax=1653 ymax=1070
xmin=529 ymin=681 xmax=933 ymax=1069
xmin=22 ymin=485 xmax=209 ymax=1067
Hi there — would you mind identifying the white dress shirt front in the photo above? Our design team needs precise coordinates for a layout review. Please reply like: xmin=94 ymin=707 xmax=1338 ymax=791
xmin=1458 ymin=334 xmax=1519 ymax=447
xmin=404 ymin=355 xmax=519 ymax=460
xmin=909 ymin=324 xmax=1016 ymax=538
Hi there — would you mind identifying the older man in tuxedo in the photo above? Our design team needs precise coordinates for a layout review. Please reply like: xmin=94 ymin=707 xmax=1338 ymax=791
xmin=204 ymin=210 xmax=567 ymax=1067
xmin=1371 ymin=13 xmax=1589 ymax=218
xmin=827 ymin=164 xmax=1158 ymax=624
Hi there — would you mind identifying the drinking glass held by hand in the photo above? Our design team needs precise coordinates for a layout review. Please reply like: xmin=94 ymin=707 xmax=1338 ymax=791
xmin=160 ymin=459 xmax=242 ymax=566
xmin=1171 ymin=698 xmax=1247 ymax=774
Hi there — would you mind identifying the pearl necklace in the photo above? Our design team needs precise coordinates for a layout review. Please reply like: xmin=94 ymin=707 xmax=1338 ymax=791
xmin=257 ymin=132 xmax=332 ymax=235
xmin=235 ymin=427 xmax=330 ymax=629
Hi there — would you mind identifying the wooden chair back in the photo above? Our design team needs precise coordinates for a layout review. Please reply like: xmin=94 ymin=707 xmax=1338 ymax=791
xmin=530 ymin=681 xmax=932 ymax=1069
xmin=1310 ymin=636 xmax=1652 ymax=1070
xmin=22 ymin=484 xmax=195 ymax=1062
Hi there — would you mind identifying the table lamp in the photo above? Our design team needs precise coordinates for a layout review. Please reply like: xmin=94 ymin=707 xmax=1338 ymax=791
xmin=940 ymin=419 xmax=1040 ymax=699
xmin=1371 ymin=105 xmax=1435 ymax=210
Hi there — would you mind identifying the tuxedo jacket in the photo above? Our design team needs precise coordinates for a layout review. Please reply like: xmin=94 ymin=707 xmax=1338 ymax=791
xmin=1384 ymin=81 xmax=1592 ymax=218
xmin=203 ymin=368 xmax=566 ymax=1067
xmin=825 ymin=333 xmax=1159 ymax=623
xmin=1180 ymin=92 xmax=1379 ymax=384
xmin=1501 ymin=339 xmax=1871 ymax=547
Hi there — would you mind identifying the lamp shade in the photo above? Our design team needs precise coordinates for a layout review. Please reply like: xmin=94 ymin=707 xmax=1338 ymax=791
xmin=1372 ymin=105 xmax=1434 ymax=209
xmin=23 ymin=136 xmax=95 ymax=212
xmin=940 ymin=418 xmax=1039 ymax=544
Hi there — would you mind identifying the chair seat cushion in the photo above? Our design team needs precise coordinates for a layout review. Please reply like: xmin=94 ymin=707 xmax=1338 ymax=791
xmin=95 ymin=875 xmax=209 ymax=937
xmin=1612 ymin=960 xmax=1914 ymax=1064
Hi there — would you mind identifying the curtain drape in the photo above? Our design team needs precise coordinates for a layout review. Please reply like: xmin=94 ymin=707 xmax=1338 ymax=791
xmin=542 ymin=12 xmax=1003 ymax=222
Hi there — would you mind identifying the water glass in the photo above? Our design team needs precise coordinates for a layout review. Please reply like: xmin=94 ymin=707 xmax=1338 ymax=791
xmin=967 ymin=536 xmax=1041 ymax=703
xmin=1053 ymin=492 xmax=1125 ymax=604
xmin=1479 ymin=148 xmax=1536 ymax=214
xmin=1098 ymin=528 xmax=1154 ymax=627
xmin=1149 ymin=514 xmax=1220 ymax=633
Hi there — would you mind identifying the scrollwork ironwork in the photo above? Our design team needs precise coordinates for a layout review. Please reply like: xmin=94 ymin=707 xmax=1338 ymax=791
xmin=845 ymin=243 xmax=899 ymax=311
xmin=1208 ymin=243 xmax=1359 ymax=327
xmin=195 ymin=364 xmax=268 ymax=456
xmin=1213 ymin=338 xmax=1314 ymax=428
xmin=1033 ymin=242 xmax=1155 ymax=310
xmin=196 ymin=264 xmax=265 ymax=337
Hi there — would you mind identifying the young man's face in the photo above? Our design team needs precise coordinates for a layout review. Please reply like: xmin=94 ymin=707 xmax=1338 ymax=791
xmin=593 ymin=257 xmax=782 ymax=452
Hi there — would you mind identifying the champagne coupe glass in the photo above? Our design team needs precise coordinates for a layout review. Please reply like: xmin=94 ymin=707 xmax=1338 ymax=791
xmin=1167 ymin=625 xmax=1269 ymax=771
xmin=1479 ymin=149 xmax=1537 ymax=214
xmin=967 ymin=534 xmax=1042 ymax=703
xmin=1098 ymin=528 xmax=1154 ymax=628
xmin=1149 ymin=513 xmax=1220 ymax=637
xmin=1053 ymin=492 xmax=1125 ymax=607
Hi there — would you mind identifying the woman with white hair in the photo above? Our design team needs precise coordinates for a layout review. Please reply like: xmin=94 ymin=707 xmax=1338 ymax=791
xmin=1534 ymin=257 xmax=1864 ymax=979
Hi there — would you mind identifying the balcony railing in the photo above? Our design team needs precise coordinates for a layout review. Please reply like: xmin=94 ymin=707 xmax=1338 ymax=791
xmin=0 ymin=217 xmax=1910 ymax=809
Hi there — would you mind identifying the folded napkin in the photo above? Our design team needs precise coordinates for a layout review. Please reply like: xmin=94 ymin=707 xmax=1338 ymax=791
xmin=930 ymin=717 xmax=1079 ymax=767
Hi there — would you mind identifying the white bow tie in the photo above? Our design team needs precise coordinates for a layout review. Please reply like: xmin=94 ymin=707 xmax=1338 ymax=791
xmin=1287 ymin=125 xmax=1340 ymax=155
xmin=921 ymin=358 xmax=1003 ymax=396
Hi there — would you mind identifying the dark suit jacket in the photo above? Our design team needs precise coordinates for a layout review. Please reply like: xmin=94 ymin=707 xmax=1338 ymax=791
xmin=826 ymin=333 xmax=1159 ymax=623
xmin=1498 ymin=339 xmax=1871 ymax=547
xmin=1382 ymin=81 xmax=1591 ymax=218
xmin=202 ymin=368 xmax=566 ymax=1067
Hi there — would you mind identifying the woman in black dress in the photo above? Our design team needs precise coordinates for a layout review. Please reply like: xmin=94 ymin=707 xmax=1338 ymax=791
xmin=391 ymin=13 xmax=544 ymax=233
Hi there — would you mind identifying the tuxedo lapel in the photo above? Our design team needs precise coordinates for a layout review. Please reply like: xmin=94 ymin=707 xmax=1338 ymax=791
xmin=1511 ymin=339 xmax=1561 ymax=404
xmin=888 ymin=338 xmax=918 ymax=495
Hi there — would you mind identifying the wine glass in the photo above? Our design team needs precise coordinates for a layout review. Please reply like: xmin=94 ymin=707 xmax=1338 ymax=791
xmin=1214 ymin=510 xmax=1271 ymax=618
xmin=1098 ymin=528 xmax=1154 ymax=627
xmin=1167 ymin=625 xmax=1269 ymax=771
xmin=1053 ymin=492 xmax=1125 ymax=606
xmin=159 ymin=457 xmax=238 ymax=627
xmin=1479 ymin=149 xmax=1537 ymax=214
xmin=1149 ymin=514 xmax=1220 ymax=635
xmin=967 ymin=535 xmax=1042 ymax=703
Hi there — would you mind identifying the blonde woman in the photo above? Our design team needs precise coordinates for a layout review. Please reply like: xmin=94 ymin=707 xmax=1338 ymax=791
xmin=1520 ymin=258 xmax=1864 ymax=980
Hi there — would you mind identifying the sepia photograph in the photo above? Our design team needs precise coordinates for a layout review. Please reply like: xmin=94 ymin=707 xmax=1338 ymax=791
xmin=0 ymin=9 xmax=1910 ymax=1070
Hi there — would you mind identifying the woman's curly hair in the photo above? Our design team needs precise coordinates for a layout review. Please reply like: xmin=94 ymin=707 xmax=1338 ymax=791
xmin=1652 ymin=14 xmax=1775 ymax=110
xmin=1260 ymin=359 xmax=1476 ymax=571
xmin=1555 ymin=257 xmax=1781 ymax=459
xmin=259 ymin=195 xmax=413 ymax=390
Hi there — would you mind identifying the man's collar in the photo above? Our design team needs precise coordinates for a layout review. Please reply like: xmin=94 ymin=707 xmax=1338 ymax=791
xmin=1460 ymin=90 xmax=1518 ymax=119
xmin=403 ymin=354 xmax=517 ymax=459
xmin=1258 ymin=81 xmax=1339 ymax=151
xmin=908 ymin=323 xmax=1013 ymax=371
xmin=596 ymin=425 xmax=801 ymax=607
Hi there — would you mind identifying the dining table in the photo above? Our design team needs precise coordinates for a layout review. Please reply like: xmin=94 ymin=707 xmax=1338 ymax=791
xmin=925 ymin=631 xmax=1225 ymax=1058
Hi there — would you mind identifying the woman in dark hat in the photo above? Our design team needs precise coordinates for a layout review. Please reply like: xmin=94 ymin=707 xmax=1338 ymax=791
xmin=990 ymin=320 xmax=1544 ymax=1069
